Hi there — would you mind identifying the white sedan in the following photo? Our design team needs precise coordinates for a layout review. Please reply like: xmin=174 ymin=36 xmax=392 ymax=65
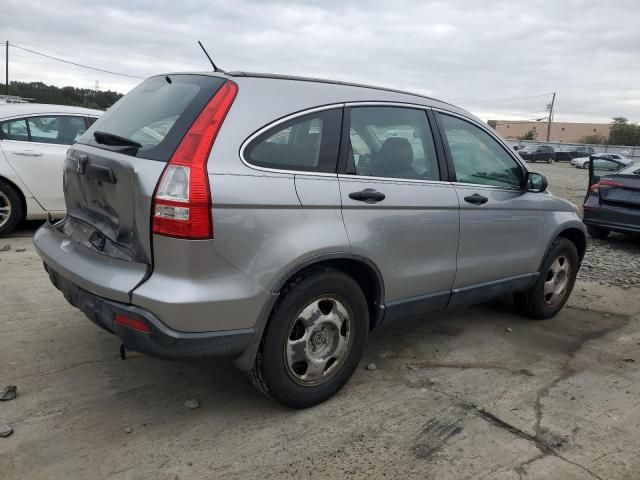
xmin=0 ymin=103 xmax=102 ymax=235
xmin=571 ymin=153 xmax=632 ymax=169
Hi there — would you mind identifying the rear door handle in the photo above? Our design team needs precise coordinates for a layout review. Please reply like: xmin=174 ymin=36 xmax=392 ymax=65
xmin=349 ymin=188 xmax=386 ymax=203
xmin=11 ymin=150 xmax=43 ymax=157
xmin=464 ymin=193 xmax=488 ymax=205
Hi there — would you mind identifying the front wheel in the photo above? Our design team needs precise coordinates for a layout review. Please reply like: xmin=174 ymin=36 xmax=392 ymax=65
xmin=515 ymin=238 xmax=579 ymax=320
xmin=582 ymin=162 xmax=589 ymax=169
xmin=249 ymin=269 xmax=369 ymax=408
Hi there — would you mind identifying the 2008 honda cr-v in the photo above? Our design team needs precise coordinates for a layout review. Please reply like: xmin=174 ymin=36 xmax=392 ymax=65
xmin=34 ymin=72 xmax=586 ymax=408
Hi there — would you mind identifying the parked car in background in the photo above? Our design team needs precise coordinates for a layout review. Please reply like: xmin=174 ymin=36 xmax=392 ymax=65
xmin=571 ymin=153 xmax=632 ymax=169
xmin=518 ymin=144 xmax=555 ymax=163
xmin=583 ymin=158 xmax=640 ymax=239
xmin=555 ymin=145 xmax=595 ymax=162
xmin=0 ymin=104 xmax=102 ymax=235
xmin=34 ymin=72 xmax=586 ymax=408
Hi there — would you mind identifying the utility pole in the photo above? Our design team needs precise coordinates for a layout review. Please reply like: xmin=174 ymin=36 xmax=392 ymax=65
xmin=546 ymin=92 xmax=556 ymax=141
xmin=5 ymin=41 xmax=8 ymax=95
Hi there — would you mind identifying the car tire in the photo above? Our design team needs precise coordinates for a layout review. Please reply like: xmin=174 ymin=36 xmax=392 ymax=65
xmin=547 ymin=156 xmax=553 ymax=164
xmin=249 ymin=268 xmax=369 ymax=408
xmin=515 ymin=238 xmax=579 ymax=320
xmin=582 ymin=163 xmax=589 ymax=169
xmin=587 ymin=225 xmax=610 ymax=240
xmin=0 ymin=180 xmax=23 ymax=237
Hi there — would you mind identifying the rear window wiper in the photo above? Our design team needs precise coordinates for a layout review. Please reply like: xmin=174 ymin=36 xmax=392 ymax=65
xmin=94 ymin=131 xmax=142 ymax=149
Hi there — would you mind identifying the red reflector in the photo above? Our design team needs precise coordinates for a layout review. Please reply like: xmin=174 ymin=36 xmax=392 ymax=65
xmin=114 ymin=314 xmax=151 ymax=333
xmin=152 ymin=80 xmax=238 ymax=239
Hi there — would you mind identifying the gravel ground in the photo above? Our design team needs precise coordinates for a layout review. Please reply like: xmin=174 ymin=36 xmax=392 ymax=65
xmin=532 ymin=161 xmax=640 ymax=289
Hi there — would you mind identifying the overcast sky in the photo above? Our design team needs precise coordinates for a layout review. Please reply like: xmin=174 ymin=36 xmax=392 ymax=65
xmin=2 ymin=0 xmax=638 ymax=123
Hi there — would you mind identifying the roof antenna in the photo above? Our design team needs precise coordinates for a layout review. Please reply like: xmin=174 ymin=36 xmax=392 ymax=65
xmin=198 ymin=40 xmax=221 ymax=72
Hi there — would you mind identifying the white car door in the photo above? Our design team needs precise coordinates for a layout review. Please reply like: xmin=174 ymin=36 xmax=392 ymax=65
xmin=1 ymin=115 xmax=88 ymax=212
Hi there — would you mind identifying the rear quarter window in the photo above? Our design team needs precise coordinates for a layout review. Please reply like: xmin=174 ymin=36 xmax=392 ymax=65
xmin=243 ymin=109 xmax=342 ymax=173
xmin=78 ymin=75 xmax=226 ymax=161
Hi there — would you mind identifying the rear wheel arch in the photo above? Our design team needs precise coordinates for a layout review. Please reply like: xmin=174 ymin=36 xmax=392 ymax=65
xmin=233 ymin=254 xmax=385 ymax=373
xmin=0 ymin=175 xmax=27 ymax=222
xmin=272 ymin=254 xmax=385 ymax=331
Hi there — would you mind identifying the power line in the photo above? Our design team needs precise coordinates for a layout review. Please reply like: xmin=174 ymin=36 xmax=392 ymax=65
xmin=455 ymin=92 xmax=554 ymax=105
xmin=8 ymin=43 xmax=145 ymax=80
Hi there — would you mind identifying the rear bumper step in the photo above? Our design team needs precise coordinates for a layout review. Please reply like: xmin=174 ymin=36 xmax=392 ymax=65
xmin=45 ymin=263 xmax=255 ymax=360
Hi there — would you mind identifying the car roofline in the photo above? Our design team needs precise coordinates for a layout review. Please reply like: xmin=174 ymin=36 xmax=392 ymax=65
xmin=155 ymin=70 xmax=462 ymax=112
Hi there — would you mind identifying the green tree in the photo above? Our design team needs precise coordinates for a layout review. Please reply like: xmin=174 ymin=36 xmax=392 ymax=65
xmin=518 ymin=129 xmax=537 ymax=141
xmin=578 ymin=134 xmax=607 ymax=145
xmin=608 ymin=117 xmax=640 ymax=146
xmin=0 ymin=81 xmax=123 ymax=110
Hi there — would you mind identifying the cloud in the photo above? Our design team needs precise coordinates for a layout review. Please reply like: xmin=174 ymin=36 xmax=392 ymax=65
xmin=1 ymin=0 xmax=638 ymax=122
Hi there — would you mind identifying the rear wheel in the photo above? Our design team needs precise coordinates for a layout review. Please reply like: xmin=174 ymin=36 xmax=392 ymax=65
xmin=0 ymin=181 xmax=23 ymax=236
xmin=249 ymin=269 xmax=369 ymax=408
xmin=547 ymin=156 xmax=553 ymax=164
xmin=587 ymin=225 xmax=610 ymax=239
xmin=515 ymin=238 xmax=578 ymax=320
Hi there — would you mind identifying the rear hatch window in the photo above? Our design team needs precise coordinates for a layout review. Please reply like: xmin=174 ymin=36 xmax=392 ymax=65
xmin=78 ymin=74 xmax=226 ymax=161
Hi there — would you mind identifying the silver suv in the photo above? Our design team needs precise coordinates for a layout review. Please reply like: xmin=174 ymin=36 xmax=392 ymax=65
xmin=34 ymin=72 xmax=586 ymax=408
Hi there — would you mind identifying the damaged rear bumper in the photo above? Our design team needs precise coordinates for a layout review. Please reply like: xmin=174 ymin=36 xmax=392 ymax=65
xmin=44 ymin=263 xmax=255 ymax=360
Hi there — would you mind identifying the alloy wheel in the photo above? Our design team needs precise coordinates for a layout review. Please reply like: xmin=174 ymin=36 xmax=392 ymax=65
xmin=0 ymin=191 xmax=11 ymax=229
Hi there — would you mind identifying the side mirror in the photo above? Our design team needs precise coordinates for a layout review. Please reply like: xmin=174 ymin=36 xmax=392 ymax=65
xmin=526 ymin=172 xmax=548 ymax=193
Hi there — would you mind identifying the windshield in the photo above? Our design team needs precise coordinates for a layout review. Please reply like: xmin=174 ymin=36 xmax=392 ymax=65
xmin=78 ymin=74 xmax=225 ymax=161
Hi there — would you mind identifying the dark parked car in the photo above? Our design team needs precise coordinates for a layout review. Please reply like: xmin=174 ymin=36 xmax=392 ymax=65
xmin=555 ymin=145 xmax=595 ymax=162
xmin=518 ymin=145 xmax=555 ymax=163
xmin=583 ymin=157 xmax=640 ymax=239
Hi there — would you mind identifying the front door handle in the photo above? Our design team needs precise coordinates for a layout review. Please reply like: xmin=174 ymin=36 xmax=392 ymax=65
xmin=349 ymin=188 xmax=386 ymax=203
xmin=11 ymin=150 xmax=43 ymax=157
xmin=464 ymin=193 xmax=488 ymax=205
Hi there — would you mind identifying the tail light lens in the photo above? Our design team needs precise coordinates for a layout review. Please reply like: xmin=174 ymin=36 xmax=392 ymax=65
xmin=589 ymin=179 xmax=624 ymax=195
xmin=152 ymin=80 xmax=238 ymax=239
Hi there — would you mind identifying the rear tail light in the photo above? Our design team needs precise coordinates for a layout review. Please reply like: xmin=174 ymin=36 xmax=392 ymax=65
xmin=152 ymin=80 xmax=238 ymax=239
xmin=589 ymin=179 xmax=624 ymax=194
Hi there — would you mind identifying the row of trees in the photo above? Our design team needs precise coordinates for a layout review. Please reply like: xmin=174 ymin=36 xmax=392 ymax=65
xmin=518 ymin=117 xmax=640 ymax=146
xmin=1 ymin=81 xmax=123 ymax=110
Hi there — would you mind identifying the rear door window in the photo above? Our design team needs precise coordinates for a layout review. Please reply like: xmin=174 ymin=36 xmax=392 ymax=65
xmin=244 ymin=109 xmax=342 ymax=173
xmin=78 ymin=75 xmax=226 ymax=161
xmin=0 ymin=118 xmax=28 ymax=141
xmin=28 ymin=116 xmax=87 ymax=145
xmin=345 ymin=106 xmax=440 ymax=181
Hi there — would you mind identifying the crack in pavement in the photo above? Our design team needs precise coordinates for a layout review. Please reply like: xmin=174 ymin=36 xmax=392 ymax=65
xmin=406 ymin=361 xmax=534 ymax=376
xmin=11 ymin=358 xmax=119 ymax=380
xmin=475 ymin=406 xmax=603 ymax=480
xmin=411 ymin=313 xmax=633 ymax=480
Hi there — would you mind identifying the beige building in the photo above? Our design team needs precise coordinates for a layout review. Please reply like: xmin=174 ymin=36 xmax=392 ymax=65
xmin=488 ymin=120 xmax=611 ymax=143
